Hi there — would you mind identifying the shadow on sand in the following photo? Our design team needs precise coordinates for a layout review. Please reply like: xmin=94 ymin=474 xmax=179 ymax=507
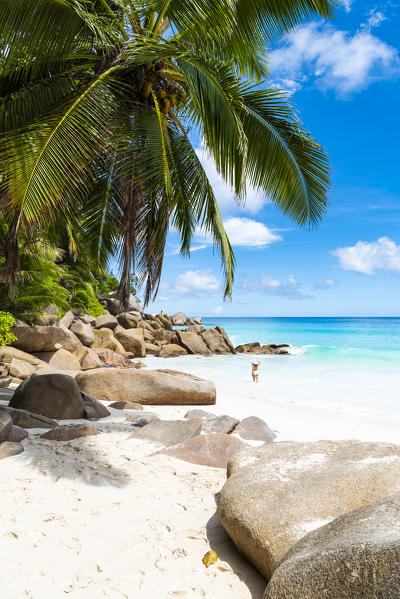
xmin=206 ymin=507 xmax=266 ymax=599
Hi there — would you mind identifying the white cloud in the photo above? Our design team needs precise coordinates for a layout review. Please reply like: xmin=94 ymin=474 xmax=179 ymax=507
xmin=242 ymin=274 xmax=313 ymax=300
xmin=160 ymin=269 xmax=220 ymax=297
xmin=269 ymin=22 xmax=399 ymax=96
xmin=361 ymin=9 xmax=387 ymax=31
xmin=196 ymin=148 xmax=265 ymax=214
xmin=343 ymin=0 xmax=353 ymax=13
xmin=332 ymin=237 xmax=400 ymax=274
xmin=213 ymin=305 xmax=223 ymax=314
xmin=313 ymin=277 xmax=337 ymax=289
xmin=223 ymin=217 xmax=281 ymax=248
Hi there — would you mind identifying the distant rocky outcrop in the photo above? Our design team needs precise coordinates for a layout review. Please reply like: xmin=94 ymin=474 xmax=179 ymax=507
xmin=235 ymin=342 xmax=290 ymax=355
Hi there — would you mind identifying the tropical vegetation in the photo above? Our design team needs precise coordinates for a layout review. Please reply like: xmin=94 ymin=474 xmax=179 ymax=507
xmin=0 ymin=0 xmax=337 ymax=316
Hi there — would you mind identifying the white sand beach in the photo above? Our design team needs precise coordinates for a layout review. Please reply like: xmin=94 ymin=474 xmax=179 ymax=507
xmin=1 ymin=380 xmax=399 ymax=599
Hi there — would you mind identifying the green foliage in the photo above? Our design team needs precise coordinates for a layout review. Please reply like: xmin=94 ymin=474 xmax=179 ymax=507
xmin=94 ymin=271 xmax=120 ymax=296
xmin=0 ymin=311 xmax=16 ymax=346
xmin=0 ymin=0 xmax=335 ymax=307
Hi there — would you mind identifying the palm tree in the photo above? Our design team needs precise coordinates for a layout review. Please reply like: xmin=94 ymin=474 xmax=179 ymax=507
xmin=0 ymin=0 xmax=336 ymax=309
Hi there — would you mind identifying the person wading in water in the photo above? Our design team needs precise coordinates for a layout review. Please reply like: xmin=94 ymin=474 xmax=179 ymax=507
xmin=252 ymin=360 xmax=261 ymax=383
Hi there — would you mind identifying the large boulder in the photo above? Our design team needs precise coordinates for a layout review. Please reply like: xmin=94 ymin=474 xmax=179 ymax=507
xmin=161 ymin=433 xmax=249 ymax=468
xmin=59 ymin=311 xmax=75 ymax=329
xmin=6 ymin=425 xmax=29 ymax=442
xmin=176 ymin=331 xmax=211 ymax=355
xmin=171 ymin=312 xmax=187 ymax=326
xmin=218 ymin=441 xmax=400 ymax=580
xmin=145 ymin=342 xmax=161 ymax=356
xmin=103 ymin=293 xmax=143 ymax=316
xmin=109 ymin=401 xmax=143 ymax=410
xmin=235 ymin=416 xmax=276 ymax=442
xmin=201 ymin=328 xmax=234 ymax=354
xmin=129 ymin=418 xmax=202 ymax=446
xmin=113 ymin=326 xmax=145 ymax=357
xmin=70 ymin=321 xmax=95 ymax=346
xmin=187 ymin=324 xmax=206 ymax=334
xmin=201 ymin=415 xmax=239 ymax=434
xmin=152 ymin=329 xmax=177 ymax=344
xmin=10 ymin=374 xmax=85 ymax=419
xmin=74 ymin=347 xmax=102 ymax=371
xmin=40 ymin=423 xmax=99 ymax=441
xmin=12 ymin=324 xmax=83 ymax=353
xmin=0 ymin=405 xmax=58 ymax=428
xmin=33 ymin=303 xmax=60 ymax=325
xmin=265 ymin=494 xmax=400 ymax=599
xmin=159 ymin=344 xmax=187 ymax=358
xmin=34 ymin=348 xmax=81 ymax=371
xmin=91 ymin=348 xmax=131 ymax=367
xmin=155 ymin=314 xmax=173 ymax=331
xmin=0 ymin=347 xmax=46 ymax=368
xmin=0 ymin=411 xmax=13 ymax=442
xmin=76 ymin=368 xmax=216 ymax=405
xmin=0 ymin=441 xmax=24 ymax=459
xmin=215 ymin=326 xmax=236 ymax=353
xmin=116 ymin=312 xmax=140 ymax=329
xmin=8 ymin=358 xmax=36 ymax=380
xmin=81 ymin=391 xmax=110 ymax=420
xmin=92 ymin=328 xmax=126 ymax=355
xmin=95 ymin=314 xmax=118 ymax=330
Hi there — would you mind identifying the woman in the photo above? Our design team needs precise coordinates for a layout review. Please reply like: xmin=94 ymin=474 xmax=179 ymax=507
xmin=251 ymin=359 xmax=261 ymax=383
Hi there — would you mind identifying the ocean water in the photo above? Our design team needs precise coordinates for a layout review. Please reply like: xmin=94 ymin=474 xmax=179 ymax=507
xmin=146 ymin=318 xmax=400 ymax=417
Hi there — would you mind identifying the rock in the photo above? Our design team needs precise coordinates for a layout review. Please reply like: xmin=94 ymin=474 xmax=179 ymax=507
xmin=235 ymin=343 xmax=290 ymax=355
xmin=0 ymin=405 xmax=58 ymax=428
xmin=74 ymin=347 xmax=102 ymax=370
xmin=59 ymin=311 xmax=75 ymax=329
xmin=176 ymin=331 xmax=211 ymax=355
xmin=76 ymin=368 xmax=216 ymax=405
xmin=201 ymin=415 xmax=239 ymax=434
xmin=161 ymin=433 xmax=249 ymax=468
xmin=185 ymin=409 xmax=215 ymax=420
xmin=6 ymin=425 xmax=29 ymax=442
xmin=8 ymin=358 xmax=36 ymax=380
xmin=95 ymin=314 xmax=118 ymax=330
xmin=193 ymin=316 xmax=202 ymax=324
xmin=0 ymin=388 xmax=14 ymax=401
xmin=0 ymin=411 xmax=13 ymax=442
xmin=143 ymin=329 xmax=155 ymax=343
xmin=172 ymin=312 xmax=187 ymax=326
xmin=103 ymin=293 xmax=143 ymax=316
xmin=12 ymin=324 xmax=83 ymax=353
xmin=0 ymin=376 xmax=11 ymax=388
xmin=218 ymin=441 xmax=400 ymax=580
xmin=216 ymin=327 xmax=236 ymax=353
xmin=116 ymin=312 xmax=140 ymax=329
xmin=10 ymin=377 xmax=23 ymax=385
xmin=40 ymin=423 xmax=99 ymax=441
xmin=145 ymin=342 xmax=161 ymax=356
xmin=92 ymin=328 xmax=126 ymax=355
xmin=81 ymin=391 xmax=110 ymax=420
xmin=70 ymin=321 xmax=95 ymax=346
xmin=201 ymin=328 xmax=234 ymax=354
xmin=265 ymin=494 xmax=400 ymax=599
xmin=126 ymin=412 xmax=160 ymax=427
xmin=10 ymin=374 xmax=85 ymax=420
xmin=152 ymin=329 xmax=177 ymax=344
xmin=129 ymin=418 xmax=202 ymax=446
xmin=0 ymin=346 xmax=46 ymax=367
xmin=155 ymin=315 xmax=173 ymax=331
xmin=136 ymin=320 xmax=154 ymax=333
xmin=109 ymin=401 xmax=144 ymax=410
xmin=79 ymin=314 xmax=96 ymax=325
xmin=0 ymin=441 xmax=24 ymax=459
xmin=114 ymin=326 xmax=145 ymax=357
xmin=187 ymin=324 xmax=206 ymax=334
xmin=159 ymin=344 xmax=187 ymax=358
xmin=34 ymin=348 xmax=81 ymax=371
xmin=235 ymin=416 xmax=277 ymax=442
xmin=91 ymin=348 xmax=131 ymax=367
xmin=33 ymin=303 xmax=59 ymax=325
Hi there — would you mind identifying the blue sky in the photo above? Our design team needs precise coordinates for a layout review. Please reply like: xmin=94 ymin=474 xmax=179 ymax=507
xmin=146 ymin=1 xmax=400 ymax=317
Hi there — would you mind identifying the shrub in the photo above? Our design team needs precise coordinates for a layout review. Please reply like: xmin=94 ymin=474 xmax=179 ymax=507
xmin=0 ymin=311 xmax=17 ymax=346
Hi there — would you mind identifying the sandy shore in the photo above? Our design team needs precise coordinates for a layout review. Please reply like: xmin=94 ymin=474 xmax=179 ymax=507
xmin=1 ymin=386 xmax=399 ymax=598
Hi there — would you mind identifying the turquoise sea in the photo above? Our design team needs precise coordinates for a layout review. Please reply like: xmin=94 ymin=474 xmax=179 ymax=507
xmin=148 ymin=318 xmax=400 ymax=416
